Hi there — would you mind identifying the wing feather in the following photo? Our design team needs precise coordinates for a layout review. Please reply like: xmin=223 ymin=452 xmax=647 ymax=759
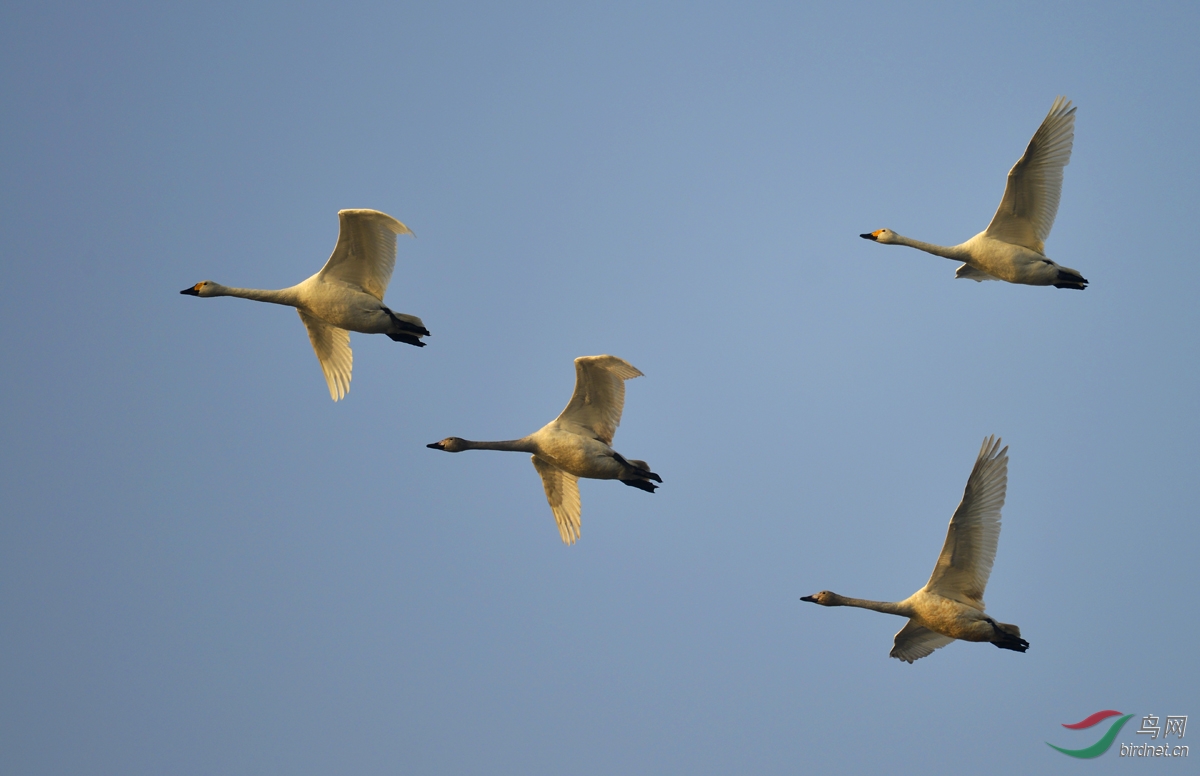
xmin=554 ymin=355 xmax=643 ymax=445
xmin=317 ymin=209 xmax=414 ymax=301
xmin=924 ymin=436 xmax=1008 ymax=609
xmin=890 ymin=620 xmax=956 ymax=663
xmin=531 ymin=456 xmax=582 ymax=545
xmin=955 ymin=263 xmax=1001 ymax=282
xmin=984 ymin=97 xmax=1075 ymax=254
xmin=298 ymin=310 xmax=352 ymax=401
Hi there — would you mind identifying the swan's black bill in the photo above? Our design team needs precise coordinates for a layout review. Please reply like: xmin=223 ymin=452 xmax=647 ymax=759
xmin=859 ymin=233 xmax=878 ymax=241
xmin=426 ymin=441 xmax=446 ymax=450
xmin=180 ymin=286 xmax=200 ymax=295
xmin=800 ymin=595 xmax=817 ymax=603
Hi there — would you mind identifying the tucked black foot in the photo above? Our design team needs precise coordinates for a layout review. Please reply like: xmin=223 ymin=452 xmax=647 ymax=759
xmin=991 ymin=636 xmax=1030 ymax=653
xmin=621 ymin=479 xmax=658 ymax=493
xmin=384 ymin=309 xmax=432 ymax=337
xmin=1054 ymin=270 xmax=1088 ymax=290
xmin=613 ymin=453 xmax=661 ymax=483
xmin=387 ymin=332 xmax=426 ymax=346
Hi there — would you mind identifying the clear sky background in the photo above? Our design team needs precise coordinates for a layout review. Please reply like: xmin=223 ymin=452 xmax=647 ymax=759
xmin=2 ymin=2 xmax=1198 ymax=773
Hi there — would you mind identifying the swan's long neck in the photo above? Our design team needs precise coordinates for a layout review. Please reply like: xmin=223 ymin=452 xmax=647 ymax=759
xmin=829 ymin=593 xmax=911 ymax=617
xmin=211 ymin=283 xmax=302 ymax=307
xmin=459 ymin=438 xmax=538 ymax=453
xmin=890 ymin=233 xmax=966 ymax=261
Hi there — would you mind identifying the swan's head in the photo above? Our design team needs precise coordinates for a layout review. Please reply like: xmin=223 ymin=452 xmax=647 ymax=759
xmin=800 ymin=590 xmax=841 ymax=606
xmin=427 ymin=437 xmax=469 ymax=453
xmin=859 ymin=229 xmax=896 ymax=244
xmin=180 ymin=281 xmax=220 ymax=297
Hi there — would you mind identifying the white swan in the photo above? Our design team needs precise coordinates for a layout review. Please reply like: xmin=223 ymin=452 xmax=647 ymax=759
xmin=181 ymin=209 xmax=429 ymax=401
xmin=861 ymin=97 xmax=1088 ymax=289
xmin=801 ymin=437 xmax=1028 ymax=663
xmin=427 ymin=355 xmax=661 ymax=545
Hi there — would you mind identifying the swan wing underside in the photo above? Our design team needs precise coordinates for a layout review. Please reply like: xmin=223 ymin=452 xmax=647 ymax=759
xmin=553 ymin=355 xmax=643 ymax=446
xmin=317 ymin=209 xmax=414 ymax=301
xmin=955 ymin=263 xmax=1001 ymax=282
xmin=984 ymin=96 xmax=1075 ymax=254
xmin=890 ymin=620 xmax=956 ymax=663
xmin=925 ymin=436 xmax=1008 ymax=608
xmin=298 ymin=310 xmax=353 ymax=401
xmin=531 ymin=456 xmax=582 ymax=545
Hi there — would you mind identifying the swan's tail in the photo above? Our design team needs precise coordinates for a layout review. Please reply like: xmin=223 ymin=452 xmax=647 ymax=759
xmin=990 ymin=622 xmax=1030 ymax=653
xmin=1053 ymin=268 xmax=1088 ymax=290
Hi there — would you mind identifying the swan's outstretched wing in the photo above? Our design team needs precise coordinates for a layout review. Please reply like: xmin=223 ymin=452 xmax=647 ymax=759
xmin=317 ymin=209 xmax=414 ymax=301
xmin=890 ymin=620 xmax=956 ymax=663
xmin=955 ymin=263 xmax=1001 ymax=282
xmin=984 ymin=97 xmax=1075 ymax=254
xmin=531 ymin=456 xmax=582 ymax=545
xmin=924 ymin=436 xmax=1008 ymax=609
xmin=554 ymin=355 xmax=643 ymax=445
xmin=298 ymin=310 xmax=352 ymax=401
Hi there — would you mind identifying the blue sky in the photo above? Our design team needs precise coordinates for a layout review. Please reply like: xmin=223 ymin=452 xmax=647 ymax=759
xmin=2 ymin=2 xmax=1197 ymax=773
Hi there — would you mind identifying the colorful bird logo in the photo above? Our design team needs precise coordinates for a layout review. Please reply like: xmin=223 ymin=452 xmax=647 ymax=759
xmin=1047 ymin=710 xmax=1134 ymax=758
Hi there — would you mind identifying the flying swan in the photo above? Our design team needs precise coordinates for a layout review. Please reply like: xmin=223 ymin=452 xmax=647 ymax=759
xmin=181 ymin=209 xmax=429 ymax=401
xmin=427 ymin=355 xmax=661 ymax=545
xmin=801 ymin=436 xmax=1029 ymax=663
xmin=861 ymin=97 xmax=1088 ymax=289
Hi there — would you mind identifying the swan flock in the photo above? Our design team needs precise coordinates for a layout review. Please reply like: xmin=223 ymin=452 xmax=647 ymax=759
xmin=177 ymin=97 xmax=1095 ymax=664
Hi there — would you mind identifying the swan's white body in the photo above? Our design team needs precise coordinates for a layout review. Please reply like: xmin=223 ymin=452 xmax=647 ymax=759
xmin=801 ymin=437 xmax=1028 ymax=663
xmin=862 ymin=97 xmax=1088 ymax=289
xmin=427 ymin=355 xmax=661 ymax=545
xmin=182 ymin=209 xmax=428 ymax=401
